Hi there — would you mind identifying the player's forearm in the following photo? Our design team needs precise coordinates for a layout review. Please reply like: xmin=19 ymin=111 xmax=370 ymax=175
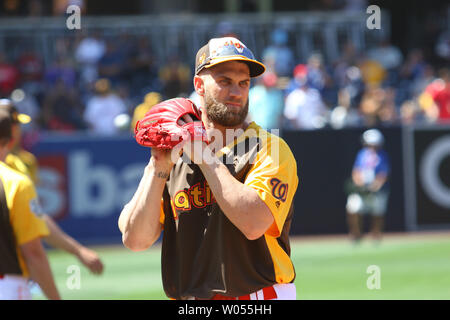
xmin=119 ymin=159 xmax=168 ymax=251
xmin=352 ymin=170 xmax=364 ymax=186
xmin=26 ymin=256 xmax=61 ymax=300
xmin=20 ymin=239 xmax=61 ymax=300
xmin=371 ymin=174 xmax=388 ymax=192
xmin=199 ymin=159 xmax=274 ymax=240
xmin=42 ymin=215 xmax=83 ymax=256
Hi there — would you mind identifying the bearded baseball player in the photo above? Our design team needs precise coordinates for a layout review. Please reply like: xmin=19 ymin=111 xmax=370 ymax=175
xmin=119 ymin=37 xmax=299 ymax=300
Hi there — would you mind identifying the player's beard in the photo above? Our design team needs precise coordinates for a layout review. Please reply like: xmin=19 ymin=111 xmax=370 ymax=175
xmin=204 ymin=91 xmax=249 ymax=127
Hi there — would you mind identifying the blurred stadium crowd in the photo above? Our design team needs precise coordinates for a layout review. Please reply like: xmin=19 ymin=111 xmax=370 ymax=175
xmin=249 ymin=29 xmax=450 ymax=131
xmin=0 ymin=25 xmax=449 ymax=136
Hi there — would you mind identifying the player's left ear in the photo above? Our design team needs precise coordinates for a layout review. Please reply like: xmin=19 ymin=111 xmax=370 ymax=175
xmin=193 ymin=75 xmax=205 ymax=97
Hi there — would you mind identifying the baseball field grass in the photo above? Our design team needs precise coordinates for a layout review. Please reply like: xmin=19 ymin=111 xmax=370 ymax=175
xmin=36 ymin=232 xmax=450 ymax=300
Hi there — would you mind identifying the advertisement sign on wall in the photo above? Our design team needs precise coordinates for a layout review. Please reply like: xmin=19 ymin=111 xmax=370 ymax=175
xmin=413 ymin=128 xmax=450 ymax=228
xmin=33 ymin=134 xmax=149 ymax=244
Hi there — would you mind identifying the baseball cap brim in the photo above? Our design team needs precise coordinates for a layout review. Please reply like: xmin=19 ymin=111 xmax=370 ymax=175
xmin=17 ymin=113 xmax=31 ymax=124
xmin=203 ymin=55 xmax=266 ymax=78
xmin=0 ymin=99 xmax=32 ymax=124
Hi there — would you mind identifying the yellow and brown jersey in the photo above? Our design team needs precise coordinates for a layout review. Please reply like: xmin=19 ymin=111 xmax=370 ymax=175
xmin=160 ymin=122 xmax=298 ymax=299
xmin=6 ymin=149 xmax=39 ymax=184
xmin=0 ymin=161 xmax=49 ymax=278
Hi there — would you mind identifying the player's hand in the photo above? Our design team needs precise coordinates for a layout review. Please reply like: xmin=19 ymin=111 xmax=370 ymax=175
xmin=177 ymin=115 xmax=211 ymax=164
xmin=183 ymin=139 xmax=210 ymax=165
xmin=150 ymin=147 xmax=179 ymax=170
xmin=76 ymin=247 xmax=104 ymax=275
xmin=368 ymin=182 xmax=382 ymax=192
xmin=149 ymin=114 xmax=200 ymax=169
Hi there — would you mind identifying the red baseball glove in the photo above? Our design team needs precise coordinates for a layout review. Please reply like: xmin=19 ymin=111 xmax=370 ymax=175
xmin=134 ymin=97 xmax=207 ymax=149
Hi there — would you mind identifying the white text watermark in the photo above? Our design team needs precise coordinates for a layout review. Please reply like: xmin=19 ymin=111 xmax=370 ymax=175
xmin=366 ymin=265 xmax=381 ymax=290
xmin=66 ymin=5 xmax=81 ymax=30
xmin=366 ymin=5 xmax=381 ymax=30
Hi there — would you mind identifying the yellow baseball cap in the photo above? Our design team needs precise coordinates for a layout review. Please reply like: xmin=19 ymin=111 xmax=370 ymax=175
xmin=0 ymin=99 xmax=31 ymax=124
xmin=195 ymin=37 xmax=266 ymax=78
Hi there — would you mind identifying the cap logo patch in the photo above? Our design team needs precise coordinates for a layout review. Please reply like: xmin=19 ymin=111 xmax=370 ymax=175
xmin=210 ymin=38 xmax=246 ymax=58
xmin=198 ymin=52 xmax=206 ymax=65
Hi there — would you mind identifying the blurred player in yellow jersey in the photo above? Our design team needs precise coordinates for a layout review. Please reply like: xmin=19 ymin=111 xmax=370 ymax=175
xmin=0 ymin=99 xmax=104 ymax=275
xmin=4 ymin=107 xmax=39 ymax=184
xmin=0 ymin=109 xmax=60 ymax=299
xmin=130 ymin=91 xmax=162 ymax=131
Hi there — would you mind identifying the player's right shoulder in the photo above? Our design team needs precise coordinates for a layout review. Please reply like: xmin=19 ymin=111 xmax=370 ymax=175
xmin=253 ymin=124 xmax=296 ymax=161
xmin=246 ymin=124 xmax=298 ymax=177
xmin=0 ymin=161 xmax=34 ymax=189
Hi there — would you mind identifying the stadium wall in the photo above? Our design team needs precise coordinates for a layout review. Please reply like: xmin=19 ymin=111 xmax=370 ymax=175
xmin=31 ymin=126 xmax=450 ymax=243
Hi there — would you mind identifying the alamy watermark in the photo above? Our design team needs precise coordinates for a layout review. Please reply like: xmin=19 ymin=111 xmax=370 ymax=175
xmin=366 ymin=265 xmax=381 ymax=290
xmin=66 ymin=265 xmax=81 ymax=290
xmin=66 ymin=5 xmax=81 ymax=30
xmin=65 ymin=5 xmax=380 ymax=31
xmin=168 ymin=128 xmax=281 ymax=166
xmin=366 ymin=5 xmax=381 ymax=30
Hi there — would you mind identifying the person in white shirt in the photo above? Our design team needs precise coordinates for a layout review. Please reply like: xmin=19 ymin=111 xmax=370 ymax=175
xmin=83 ymin=78 xmax=126 ymax=135
xmin=75 ymin=33 xmax=106 ymax=85
xmin=283 ymin=64 xmax=328 ymax=130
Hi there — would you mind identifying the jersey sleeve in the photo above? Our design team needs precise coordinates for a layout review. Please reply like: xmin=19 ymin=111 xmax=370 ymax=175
xmin=244 ymin=134 xmax=298 ymax=237
xmin=353 ymin=149 xmax=365 ymax=170
xmin=10 ymin=177 xmax=49 ymax=246
xmin=376 ymin=152 xmax=391 ymax=176
xmin=159 ymin=197 xmax=165 ymax=225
